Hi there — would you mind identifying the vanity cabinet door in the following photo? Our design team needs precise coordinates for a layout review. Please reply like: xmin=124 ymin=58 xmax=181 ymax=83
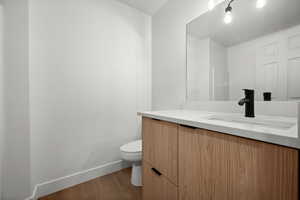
xmin=179 ymin=126 xmax=299 ymax=200
xmin=142 ymin=117 xmax=178 ymax=185
xmin=143 ymin=162 xmax=178 ymax=200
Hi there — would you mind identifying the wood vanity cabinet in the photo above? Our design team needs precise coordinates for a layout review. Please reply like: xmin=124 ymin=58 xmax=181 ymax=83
xmin=142 ymin=117 xmax=178 ymax=200
xmin=143 ymin=162 xmax=178 ymax=200
xmin=142 ymin=117 xmax=178 ymax=185
xmin=142 ymin=117 xmax=299 ymax=200
xmin=179 ymin=126 xmax=299 ymax=200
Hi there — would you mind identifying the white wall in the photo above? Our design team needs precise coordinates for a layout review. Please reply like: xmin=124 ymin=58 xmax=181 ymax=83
xmin=210 ymin=39 xmax=228 ymax=100
xmin=152 ymin=0 xmax=224 ymax=110
xmin=227 ymin=41 xmax=256 ymax=100
xmin=2 ymin=0 xmax=31 ymax=199
xmin=187 ymin=35 xmax=210 ymax=101
xmin=187 ymin=36 xmax=228 ymax=101
xmin=29 ymin=0 xmax=151 ymax=189
xmin=0 ymin=5 xmax=3 ymax=199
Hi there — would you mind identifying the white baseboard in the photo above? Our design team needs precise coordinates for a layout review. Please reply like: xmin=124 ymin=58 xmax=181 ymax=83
xmin=25 ymin=160 xmax=130 ymax=200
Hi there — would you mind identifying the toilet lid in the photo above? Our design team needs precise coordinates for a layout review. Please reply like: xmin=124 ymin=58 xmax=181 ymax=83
xmin=120 ymin=140 xmax=142 ymax=153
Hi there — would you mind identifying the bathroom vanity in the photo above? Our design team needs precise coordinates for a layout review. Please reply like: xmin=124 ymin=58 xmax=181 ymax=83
xmin=140 ymin=0 xmax=300 ymax=198
xmin=140 ymin=110 xmax=299 ymax=200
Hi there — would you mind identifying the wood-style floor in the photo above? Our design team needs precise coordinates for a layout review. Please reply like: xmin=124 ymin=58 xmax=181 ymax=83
xmin=39 ymin=168 xmax=142 ymax=200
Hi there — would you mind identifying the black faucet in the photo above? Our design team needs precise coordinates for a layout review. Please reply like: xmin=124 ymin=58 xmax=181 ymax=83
xmin=238 ymin=89 xmax=255 ymax=118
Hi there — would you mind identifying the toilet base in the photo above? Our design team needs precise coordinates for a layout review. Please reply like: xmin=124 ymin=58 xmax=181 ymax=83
xmin=131 ymin=163 xmax=142 ymax=187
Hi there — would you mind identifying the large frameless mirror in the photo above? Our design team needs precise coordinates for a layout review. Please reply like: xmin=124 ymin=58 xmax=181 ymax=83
xmin=186 ymin=0 xmax=300 ymax=101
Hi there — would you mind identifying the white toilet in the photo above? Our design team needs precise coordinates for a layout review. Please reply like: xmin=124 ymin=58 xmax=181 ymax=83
xmin=120 ymin=140 xmax=142 ymax=186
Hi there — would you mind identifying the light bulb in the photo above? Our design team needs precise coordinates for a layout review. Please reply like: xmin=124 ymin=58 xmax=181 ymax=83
xmin=224 ymin=11 xmax=232 ymax=24
xmin=256 ymin=0 xmax=266 ymax=9
xmin=208 ymin=0 xmax=215 ymax=11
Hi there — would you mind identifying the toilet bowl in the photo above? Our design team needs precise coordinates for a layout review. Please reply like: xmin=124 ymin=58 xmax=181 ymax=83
xmin=120 ymin=140 xmax=142 ymax=186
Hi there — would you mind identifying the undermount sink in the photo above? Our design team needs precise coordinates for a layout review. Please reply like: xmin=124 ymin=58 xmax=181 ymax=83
xmin=207 ymin=115 xmax=296 ymax=130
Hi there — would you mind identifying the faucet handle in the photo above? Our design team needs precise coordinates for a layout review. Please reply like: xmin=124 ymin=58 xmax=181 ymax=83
xmin=243 ymin=89 xmax=254 ymax=92
xmin=243 ymin=89 xmax=254 ymax=95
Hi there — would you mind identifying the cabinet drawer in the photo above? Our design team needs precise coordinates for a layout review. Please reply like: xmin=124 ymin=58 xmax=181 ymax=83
xmin=143 ymin=162 xmax=178 ymax=200
xmin=142 ymin=117 xmax=178 ymax=185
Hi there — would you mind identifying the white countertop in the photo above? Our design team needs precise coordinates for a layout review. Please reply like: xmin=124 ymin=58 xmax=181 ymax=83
xmin=138 ymin=110 xmax=300 ymax=149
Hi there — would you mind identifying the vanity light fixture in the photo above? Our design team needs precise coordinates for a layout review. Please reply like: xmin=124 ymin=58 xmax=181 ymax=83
xmin=256 ymin=0 xmax=266 ymax=9
xmin=224 ymin=0 xmax=234 ymax=24
xmin=208 ymin=0 xmax=268 ymax=24
xmin=224 ymin=4 xmax=233 ymax=24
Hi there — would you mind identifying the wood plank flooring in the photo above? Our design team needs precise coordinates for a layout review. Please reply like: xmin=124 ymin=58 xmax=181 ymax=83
xmin=39 ymin=168 xmax=142 ymax=200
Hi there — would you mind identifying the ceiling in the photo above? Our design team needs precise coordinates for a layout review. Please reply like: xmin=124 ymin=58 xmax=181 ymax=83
xmin=117 ymin=0 xmax=169 ymax=15
xmin=188 ymin=0 xmax=300 ymax=47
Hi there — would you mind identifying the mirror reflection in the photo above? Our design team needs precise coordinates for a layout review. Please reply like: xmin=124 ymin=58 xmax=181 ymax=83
xmin=186 ymin=0 xmax=300 ymax=101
